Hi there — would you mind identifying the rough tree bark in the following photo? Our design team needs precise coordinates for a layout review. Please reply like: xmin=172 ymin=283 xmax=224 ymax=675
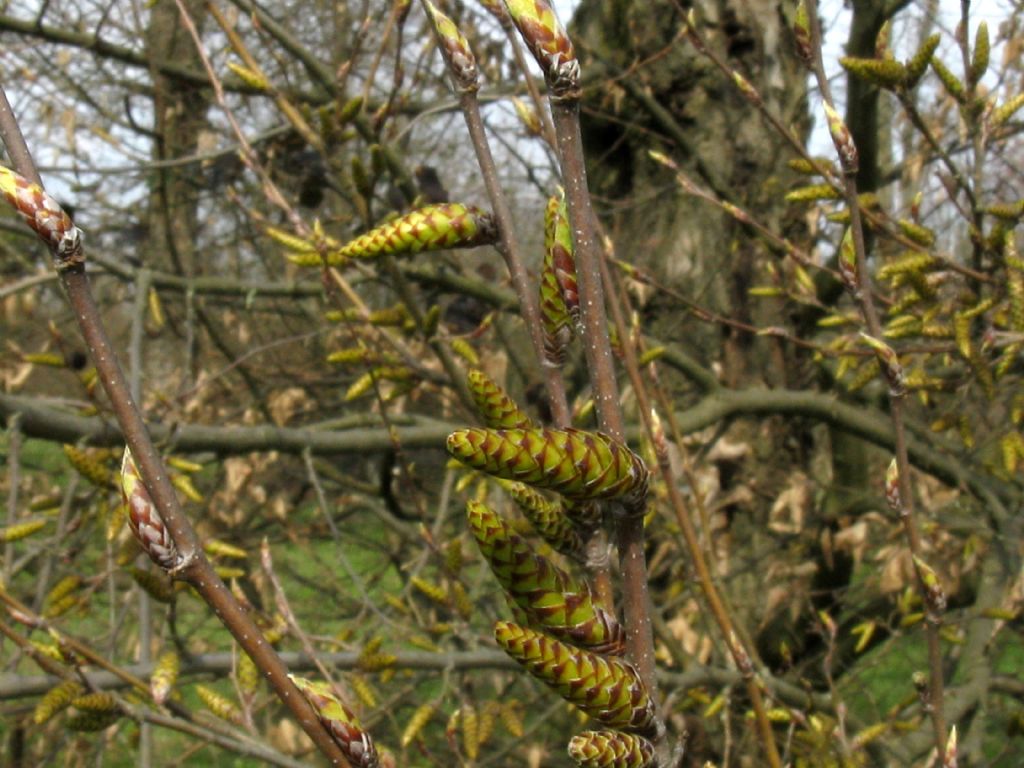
xmin=571 ymin=0 xmax=807 ymax=388
xmin=145 ymin=0 xmax=212 ymax=278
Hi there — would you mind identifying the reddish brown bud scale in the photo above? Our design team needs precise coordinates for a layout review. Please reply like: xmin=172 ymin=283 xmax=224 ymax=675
xmin=792 ymin=1 xmax=812 ymax=64
xmin=838 ymin=228 xmax=859 ymax=296
xmin=860 ymin=333 xmax=906 ymax=396
xmin=0 ymin=165 xmax=83 ymax=265
xmin=424 ymin=1 xmax=479 ymax=92
xmin=567 ymin=730 xmax=655 ymax=768
xmin=120 ymin=449 xmax=179 ymax=570
xmin=503 ymin=0 xmax=580 ymax=99
xmin=546 ymin=192 xmax=580 ymax=329
xmin=494 ymin=621 xmax=656 ymax=735
xmin=539 ymin=257 xmax=573 ymax=364
xmin=539 ymin=192 xmax=579 ymax=363
xmin=913 ymin=556 xmax=948 ymax=614
xmin=479 ymin=0 xmax=510 ymax=23
xmin=467 ymin=501 xmax=624 ymax=654
xmin=823 ymin=101 xmax=858 ymax=173
xmin=447 ymin=427 xmax=649 ymax=512
xmin=290 ymin=676 xmax=380 ymax=768
xmin=884 ymin=458 xmax=902 ymax=513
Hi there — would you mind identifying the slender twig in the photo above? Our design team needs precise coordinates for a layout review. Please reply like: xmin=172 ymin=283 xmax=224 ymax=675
xmin=123 ymin=704 xmax=310 ymax=768
xmin=130 ymin=267 xmax=154 ymax=768
xmin=803 ymin=2 xmax=948 ymax=754
xmin=549 ymin=100 xmax=624 ymax=437
xmin=302 ymin=447 xmax=341 ymax=540
xmin=0 ymin=269 xmax=56 ymax=300
xmin=457 ymin=91 xmax=572 ymax=425
xmin=419 ymin=0 xmax=571 ymax=424
xmin=499 ymin=5 xmax=665 ymax=740
xmin=496 ymin=15 xmax=558 ymax=150
xmin=0 ymin=76 xmax=352 ymax=768
xmin=600 ymin=253 xmax=783 ymax=767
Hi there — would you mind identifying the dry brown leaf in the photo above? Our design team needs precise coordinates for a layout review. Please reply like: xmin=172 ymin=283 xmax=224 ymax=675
xmin=222 ymin=457 xmax=253 ymax=495
xmin=768 ymin=471 xmax=811 ymax=534
xmin=267 ymin=387 xmax=312 ymax=426
xmin=706 ymin=436 xmax=750 ymax=463
xmin=878 ymin=546 xmax=913 ymax=595
xmin=833 ymin=519 xmax=871 ymax=566
xmin=666 ymin=601 xmax=714 ymax=663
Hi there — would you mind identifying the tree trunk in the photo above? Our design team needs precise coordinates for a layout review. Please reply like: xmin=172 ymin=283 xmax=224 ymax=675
xmin=571 ymin=0 xmax=807 ymax=387
xmin=145 ymin=0 xmax=211 ymax=277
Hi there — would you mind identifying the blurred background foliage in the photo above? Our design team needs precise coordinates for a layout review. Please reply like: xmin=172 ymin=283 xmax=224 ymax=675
xmin=1 ymin=0 xmax=1023 ymax=765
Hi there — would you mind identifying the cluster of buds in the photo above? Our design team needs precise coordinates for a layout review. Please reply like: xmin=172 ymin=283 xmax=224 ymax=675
xmin=0 ymin=165 xmax=83 ymax=266
xmin=454 ymin=363 xmax=656 ymax=759
xmin=289 ymin=203 xmax=497 ymax=266
xmin=467 ymin=501 xmax=624 ymax=654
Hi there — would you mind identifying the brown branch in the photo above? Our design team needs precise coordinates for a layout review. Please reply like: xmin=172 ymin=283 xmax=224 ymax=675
xmin=0 ymin=13 xmax=261 ymax=93
xmin=0 ymin=80 xmax=351 ymax=766
xmin=543 ymin=58 xmax=666 ymax=738
xmin=456 ymin=89 xmax=572 ymax=426
xmin=0 ymin=650 xmax=518 ymax=700
xmin=803 ymin=1 xmax=948 ymax=754
xmin=2 ymin=386 xmax=1015 ymax=516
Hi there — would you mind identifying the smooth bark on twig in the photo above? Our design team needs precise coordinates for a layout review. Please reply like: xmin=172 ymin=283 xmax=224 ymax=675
xmin=548 ymin=95 xmax=663 ymax=734
xmin=457 ymin=89 xmax=572 ymax=427
xmin=0 ymin=84 xmax=353 ymax=767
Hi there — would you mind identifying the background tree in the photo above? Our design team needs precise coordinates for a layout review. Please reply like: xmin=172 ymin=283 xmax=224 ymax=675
xmin=0 ymin=1 xmax=1022 ymax=766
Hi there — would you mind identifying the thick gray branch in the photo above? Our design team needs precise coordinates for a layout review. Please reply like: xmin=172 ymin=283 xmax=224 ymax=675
xmin=0 ymin=649 xmax=517 ymax=700
xmin=2 ymin=388 xmax=1016 ymax=516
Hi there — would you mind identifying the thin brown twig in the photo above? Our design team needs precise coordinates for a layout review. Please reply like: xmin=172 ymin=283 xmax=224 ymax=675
xmin=0 ymin=54 xmax=353 ymax=768
xmin=542 ymin=41 xmax=664 ymax=748
xmin=600 ymin=252 xmax=783 ymax=767
xmin=803 ymin=1 xmax=948 ymax=755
